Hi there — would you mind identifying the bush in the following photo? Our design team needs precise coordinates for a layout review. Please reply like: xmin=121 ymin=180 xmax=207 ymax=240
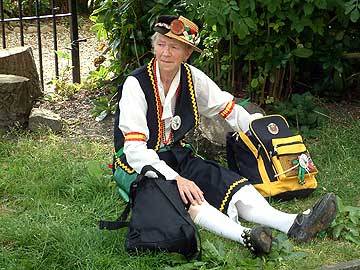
xmin=89 ymin=0 xmax=360 ymax=105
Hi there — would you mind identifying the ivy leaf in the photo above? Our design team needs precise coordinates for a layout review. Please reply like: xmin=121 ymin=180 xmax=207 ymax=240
xmin=291 ymin=48 xmax=313 ymax=58
xmin=350 ymin=8 xmax=360 ymax=23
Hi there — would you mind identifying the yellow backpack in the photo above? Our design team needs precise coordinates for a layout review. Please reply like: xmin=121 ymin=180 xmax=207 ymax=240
xmin=226 ymin=115 xmax=318 ymax=200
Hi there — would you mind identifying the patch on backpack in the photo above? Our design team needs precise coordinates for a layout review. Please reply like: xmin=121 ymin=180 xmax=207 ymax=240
xmin=267 ymin=123 xmax=279 ymax=135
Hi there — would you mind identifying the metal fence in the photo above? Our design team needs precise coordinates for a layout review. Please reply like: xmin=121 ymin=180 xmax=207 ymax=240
xmin=0 ymin=0 xmax=83 ymax=88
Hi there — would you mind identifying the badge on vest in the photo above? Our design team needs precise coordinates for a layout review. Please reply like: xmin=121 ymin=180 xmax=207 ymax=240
xmin=171 ymin=115 xmax=181 ymax=130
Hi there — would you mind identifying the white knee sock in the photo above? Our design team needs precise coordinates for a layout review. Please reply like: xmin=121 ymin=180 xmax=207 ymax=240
xmin=234 ymin=185 xmax=297 ymax=233
xmin=190 ymin=202 xmax=249 ymax=244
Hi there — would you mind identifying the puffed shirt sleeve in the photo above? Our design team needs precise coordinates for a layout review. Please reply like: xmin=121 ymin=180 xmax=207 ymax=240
xmin=119 ymin=76 xmax=179 ymax=180
xmin=189 ymin=65 xmax=259 ymax=133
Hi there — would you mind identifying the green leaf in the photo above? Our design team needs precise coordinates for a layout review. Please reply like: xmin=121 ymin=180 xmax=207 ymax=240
xmin=234 ymin=19 xmax=249 ymax=39
xmin=350 ymin=8 xmax=360 ymax=22
xmin=268 ymin=4 xmax=277 ymax=13
xmin=249 ymin=0 xmax=255 ymax=12
xmin=336 ymin=196 xmax=344 ymax=212
xmin=293 ymin=21 xmax=304 ymax=33
xmin=345 ymin=2 xmax=355 ymax=15
xmin=244 ymin=17 xmax=257 ymax=30
xmin=345 ymin=234 xmax=360 ymax=244
xmin=332 ymin=224 xmax=345 ymax=238
xmin=251 ymin=78 xmax=259 ymax=88
xmin=55 ymin=50 xmax=71 ymax=60
xmin=314 ymin=0 xmax=327 ymax=9
xmin=155 ymin=0 xmax=172 ymax=4
xmin=304 ymin=3 xmax=314 ymax=16
xmin=203 ymin=240 xmax=225 ymax=263
xmin=335 ymin=31 xmax=345 ymax=40
xmin=292 ymin=48 xmax=313 ymax=58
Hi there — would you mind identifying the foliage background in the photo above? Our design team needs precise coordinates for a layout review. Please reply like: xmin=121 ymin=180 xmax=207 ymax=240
xmin=89 ymin=0 xmax=360 ymax=105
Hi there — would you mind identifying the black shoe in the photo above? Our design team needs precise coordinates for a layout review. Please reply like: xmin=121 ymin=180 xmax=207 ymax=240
xmin=288 ymin=193 xmax=337 ymax=243
xmin=241 ymin=226 xmax=272 ymax=256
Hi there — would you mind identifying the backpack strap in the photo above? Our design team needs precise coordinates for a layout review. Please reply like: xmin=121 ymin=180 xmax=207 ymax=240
xmin=98 ymin=165 xmax=164 ymax=231
xmin=99 ymin=202 xmax=130 ymax=230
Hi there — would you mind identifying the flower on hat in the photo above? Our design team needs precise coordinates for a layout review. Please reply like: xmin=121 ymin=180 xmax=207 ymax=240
xmin=154 ymin=15 xmax=202 ymax=52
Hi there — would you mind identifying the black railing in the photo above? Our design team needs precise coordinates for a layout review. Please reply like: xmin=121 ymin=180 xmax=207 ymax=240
xmin=0 ymin=0 xmax=82 ymax=88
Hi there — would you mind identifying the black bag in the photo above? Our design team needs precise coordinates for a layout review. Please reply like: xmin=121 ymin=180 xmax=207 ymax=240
xmin=99 ymin=166 xmax=201 ymax=260
xmin=226 ymin=114 xmax=318 ymax=200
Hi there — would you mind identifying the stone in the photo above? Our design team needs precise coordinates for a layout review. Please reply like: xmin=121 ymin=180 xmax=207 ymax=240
xmin=321 ymin=259 xmax=360 ymax=270
xmin=28 ymin=108 xmax=63 ymax=132
xmin=185 ymin=101 xmax=265 ymax=159
xmin=27 ymin=26 xmax=38 ymax=33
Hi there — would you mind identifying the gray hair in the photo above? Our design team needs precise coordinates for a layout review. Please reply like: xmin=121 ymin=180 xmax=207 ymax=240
xmin=151 ymin=32 xmax=161 ymax=49
xmin=150 ymin=32 xmax=193 ymax=53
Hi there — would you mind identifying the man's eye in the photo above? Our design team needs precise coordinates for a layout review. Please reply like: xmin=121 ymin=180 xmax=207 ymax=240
xmin=158 ymin=43 xmax=165 ymax=47
xmin=172 ymin=46 xmax=179 ymax=49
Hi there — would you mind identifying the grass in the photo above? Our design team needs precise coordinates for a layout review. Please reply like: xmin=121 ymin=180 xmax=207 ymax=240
xmin=0 ymin=116 xmax=359 ymax=270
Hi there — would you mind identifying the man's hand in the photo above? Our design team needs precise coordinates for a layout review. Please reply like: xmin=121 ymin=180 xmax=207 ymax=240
xmin=175 ymin=175 xmax=204 ymax=205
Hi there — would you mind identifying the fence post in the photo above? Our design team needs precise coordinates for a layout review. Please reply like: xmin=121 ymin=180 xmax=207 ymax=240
xmin=0 ymin=0 xmax=6 ymax=48
xmin=69 ymin=0 xmax=80 ymax=83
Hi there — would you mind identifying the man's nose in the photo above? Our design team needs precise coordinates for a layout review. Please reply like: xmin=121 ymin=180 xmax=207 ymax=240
xmin=162 ymin=45 xmax=171 ymax=56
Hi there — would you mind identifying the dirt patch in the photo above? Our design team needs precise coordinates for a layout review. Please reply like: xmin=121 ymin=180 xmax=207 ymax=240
xmin=37 ymin=90 xmax=114 ymax=142
xmin=2 ymin=16 xmax=114 ymax=141
xmin=0 ymin=204 xmax=15 ymax=215
xmin=2 ymin=16 xmax=101 ymax=93
xmin=324 ymin=102 xmax=360 ymax=122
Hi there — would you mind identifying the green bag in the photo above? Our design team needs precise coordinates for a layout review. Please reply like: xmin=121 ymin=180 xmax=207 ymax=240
xmin=113 ymin=167 xmax=137 ymax=202
xmin=113 ymin=148 xmax=138 ymax=202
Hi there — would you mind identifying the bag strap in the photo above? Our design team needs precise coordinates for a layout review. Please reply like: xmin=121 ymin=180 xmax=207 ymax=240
xmin=99 ymin=203 xmax=130 ymax=230
xmin=98 ymin=165 xmax=165 ymax=231
xmin=140 ymin=165 xmax=165 ymax=179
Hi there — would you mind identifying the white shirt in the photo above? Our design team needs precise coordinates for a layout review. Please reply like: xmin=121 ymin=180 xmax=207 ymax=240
xmin=119 ymin=61 xmax=259 ymax=180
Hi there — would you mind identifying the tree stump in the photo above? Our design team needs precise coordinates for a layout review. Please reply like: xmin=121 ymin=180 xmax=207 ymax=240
xmin=0 ymin=46 xmax=42 ymax=99
xmin=0 ymin=74 xmax=33 ymax=129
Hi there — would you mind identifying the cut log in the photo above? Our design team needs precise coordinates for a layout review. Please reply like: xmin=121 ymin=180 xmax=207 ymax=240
xmin=0 ymin=74 xmax=33 ymax=129
xmin=0 ymin=46 xmax=43 ymax=99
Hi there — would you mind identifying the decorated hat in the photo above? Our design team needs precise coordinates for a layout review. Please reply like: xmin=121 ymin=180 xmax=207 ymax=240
xmin=153 ymin=15 xmax=202 ymax=53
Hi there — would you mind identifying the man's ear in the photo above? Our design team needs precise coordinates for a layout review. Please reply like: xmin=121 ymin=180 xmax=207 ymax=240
xmin=184 ymin=48 xmax=194 ymax=62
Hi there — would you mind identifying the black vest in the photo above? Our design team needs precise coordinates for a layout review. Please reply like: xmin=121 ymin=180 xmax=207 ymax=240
xmin=114 ymin=58 xmax=199 ymax=171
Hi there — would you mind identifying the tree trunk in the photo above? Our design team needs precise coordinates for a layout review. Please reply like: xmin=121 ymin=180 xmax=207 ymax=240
xmin=0 ymin=74 xmax=33 ymax=129
xmin=0 ymin=46 xmax=43 ymax=100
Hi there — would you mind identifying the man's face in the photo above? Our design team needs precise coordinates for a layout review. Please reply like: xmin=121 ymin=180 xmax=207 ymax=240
xmin=154 ymin=34 xmax=192 ymax=74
